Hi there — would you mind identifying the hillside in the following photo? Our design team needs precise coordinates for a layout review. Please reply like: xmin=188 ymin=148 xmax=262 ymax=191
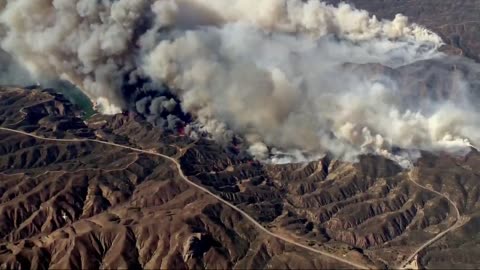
xmin=0 ymin=87 xmax=479 ymax=269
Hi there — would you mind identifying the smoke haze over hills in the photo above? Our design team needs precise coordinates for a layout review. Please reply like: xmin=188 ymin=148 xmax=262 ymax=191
xmin=0 ymin=0 xmax=478 ymax=166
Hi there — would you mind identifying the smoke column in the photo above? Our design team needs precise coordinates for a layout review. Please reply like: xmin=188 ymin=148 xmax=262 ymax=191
xmin=0 ymin=0 xmax=478 ymax=166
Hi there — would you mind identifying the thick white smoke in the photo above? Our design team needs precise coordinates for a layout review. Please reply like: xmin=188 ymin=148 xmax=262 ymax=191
xmin=0 ymin=0 xmax=478 ymax=166
xmin=0 ymin=0 xmax=151 ymax=113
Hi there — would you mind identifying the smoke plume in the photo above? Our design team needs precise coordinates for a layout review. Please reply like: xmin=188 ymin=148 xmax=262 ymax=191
xmin=0 ymin=0 xmax=478 ymax=166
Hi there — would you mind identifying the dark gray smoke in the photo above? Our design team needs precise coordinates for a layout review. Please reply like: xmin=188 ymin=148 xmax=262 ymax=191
xmin=136 ymin=95 xmax=185 ymax=130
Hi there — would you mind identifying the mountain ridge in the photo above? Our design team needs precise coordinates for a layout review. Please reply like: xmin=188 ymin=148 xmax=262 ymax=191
xmin=1 ymin=87 xmax=479 ymax=268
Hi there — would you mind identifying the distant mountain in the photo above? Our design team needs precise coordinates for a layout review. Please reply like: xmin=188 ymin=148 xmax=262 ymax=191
xmin=326 ymin=0 xmax=480 ymax=61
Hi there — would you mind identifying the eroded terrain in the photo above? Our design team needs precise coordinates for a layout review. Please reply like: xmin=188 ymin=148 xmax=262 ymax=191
xmin=2 ymin=2 xmax=480 ymax=269
xmin=0 ymin=87 xmax=479 ymax=269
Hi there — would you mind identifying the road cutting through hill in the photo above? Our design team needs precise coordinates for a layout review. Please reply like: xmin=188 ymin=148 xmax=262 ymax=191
xmin=0 ymin=127 xmax=371 ymax=269
xmin=399 ymin=169 xmax=466 ymax=269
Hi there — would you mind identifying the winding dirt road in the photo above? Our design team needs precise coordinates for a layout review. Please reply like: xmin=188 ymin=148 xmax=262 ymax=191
xmin=399 ymin=170 xmax=465 ymax=269
xmin=0 ymin=127 xmax=370 ymax=269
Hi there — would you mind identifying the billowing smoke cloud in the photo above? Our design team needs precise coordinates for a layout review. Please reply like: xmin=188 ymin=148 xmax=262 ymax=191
xmin=136 ymin=94 xmax=186 ymax=130
xmin=0 ymin=0 xmax=478 ymax=166
xmin=0 ymin=0 xmax=150 ymax=113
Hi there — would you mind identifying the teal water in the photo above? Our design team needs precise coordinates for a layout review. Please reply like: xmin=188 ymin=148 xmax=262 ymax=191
xmin=48 ymin=81 xmax=96 ymax=119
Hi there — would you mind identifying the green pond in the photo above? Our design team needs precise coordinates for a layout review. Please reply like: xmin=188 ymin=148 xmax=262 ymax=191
xmin=47 ymin=81 xmax=96 ymax=119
